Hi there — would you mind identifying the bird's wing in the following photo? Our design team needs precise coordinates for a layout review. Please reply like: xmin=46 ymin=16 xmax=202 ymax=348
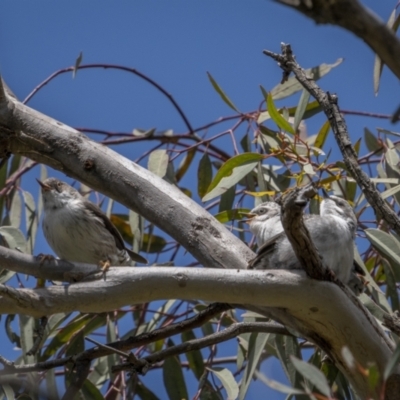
xmin=248 ymin=231 xmax=284 ymax=269
xmin=83 ymin=201 xmax=148 ymax=264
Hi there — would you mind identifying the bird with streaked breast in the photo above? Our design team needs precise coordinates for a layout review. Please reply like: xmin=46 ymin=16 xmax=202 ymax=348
xmin=246 ymin=196 xmax=364 ymax=292
xmin=38 ymin=177 xmax=148 ymax=267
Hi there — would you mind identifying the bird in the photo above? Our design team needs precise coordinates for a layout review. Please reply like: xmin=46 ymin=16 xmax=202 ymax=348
xmin=247 ymin=196 xmax=364 ymax=291
xmin=37 ymin=177 xmax=148 ymax=267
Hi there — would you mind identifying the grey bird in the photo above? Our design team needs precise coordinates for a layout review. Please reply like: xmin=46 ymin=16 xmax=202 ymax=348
xmin=247 ymin=196 xmax=364 ymax=291
xmin=38 ymin=178 xmax=148 ymax=267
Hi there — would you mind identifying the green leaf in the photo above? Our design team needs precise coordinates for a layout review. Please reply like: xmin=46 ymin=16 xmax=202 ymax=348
xmin=9 ymin=191 xmax=22 ymax=228
xmin=384 ymin=341 xmax=400 ymax=380
xmin=202 ymin=153 xmax=264 ymax=202
xmin=148 ymin=149 xmax=169 ymax=178
xmin=365 ymin=229 xmax=400 ymax=280
xmin=208 ymin=368 xmax=239 ymax=400
xmin=364 ymin=128 xmax=382 ymax=153
xmin=0 ymin=385 xmax=15 ymax=400
xmin=207 ymin=72 xmax=239 ymax=112
xmin=214 ymin=208 xmax=249 ymax=223
xmin=198 ymin=154 xmax=213 ymax=198
xmin=253 ymin=370 xmax=306 ymax=395
xmin=238 ymin=332 xmax=269 ymax=400
xmin=135 ymin=380 xmax=160 ymax=400
xmin=0 ymin=226 xmax=27 ymax=253
xmin=80 ymin=378 xmax=104 ymax=400
xmin=374 ymin=9 xmax=397 ymax=95
xmin=293 ymin=89 xmax=310 ymax=132
xmin=314 ymin=120 xmax=331 ymax=150
xmin=176 ymin=149 xmax=196 ymax=182
xmin=73 ymin=51 xmax=83 ymax=79
xmin=287 ymin=100 xmax=322 ymax=121
xmin=262 ymin=88 xmax=295 ymax=134
xmin=219 ymin=185 xmax=235 ymax=213
xmin=163 ymin=344 xmax=188 ymax=400
xmin=270 ymin=58 xmax=343 ymax=100
xmin=22 ymin=190 xmax=37 ymax=255
xmin=290 ymin=356 xmax=332 ymax=397
xmin=0 ymin=159 xmax=8 ymax=222
xmin=182 ymin=330 xmax=205 ymax=380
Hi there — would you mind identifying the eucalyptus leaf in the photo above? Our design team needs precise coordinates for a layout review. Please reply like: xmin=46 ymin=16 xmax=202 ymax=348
xmin=291 ymin=356 xmax=332 ymax=398
xmin=365 ymin=229 xmax=400 ymax=280
xmin=238 ymin=332 xmax=269 ymax=400
xmin=208 ymin=368 xmax=239 ymax=400
xmin=207 ymin=72 xmax=239 ymax=112
xmin=270 ymin=58 xmax=343 ymax=100
xmin=163 ymin=343 xmax=189 ymax=400
xmin=148 ymin=149 xmax=169 ymax=178
xmin=293 ymin=89 xmax=310 ymax=132
xmin=202 ymin=153 xmax=264 ymax=202
xmin=0 ymin=226 xmax=27 ymax=253
xmin=197 ymin=153 xmax=213 ymax=198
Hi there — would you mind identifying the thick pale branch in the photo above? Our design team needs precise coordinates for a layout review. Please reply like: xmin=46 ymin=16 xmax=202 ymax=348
xmin=0 ymin=80 xmax=254 ymax=271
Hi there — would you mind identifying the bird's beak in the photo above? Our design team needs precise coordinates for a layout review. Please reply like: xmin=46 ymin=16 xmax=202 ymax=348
xmin=241 ymin=212 xmax=256 ymax=224
xmin=36 ymin=179 xmax=51 ymax=192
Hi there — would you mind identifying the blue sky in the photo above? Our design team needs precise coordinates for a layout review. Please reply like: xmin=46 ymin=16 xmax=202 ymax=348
xmin=1 ymin=1 xmax=398 ymax=399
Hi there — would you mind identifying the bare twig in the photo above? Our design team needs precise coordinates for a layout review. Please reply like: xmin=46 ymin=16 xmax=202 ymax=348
xmin=112 ymin=321 xmax=291 ymax=373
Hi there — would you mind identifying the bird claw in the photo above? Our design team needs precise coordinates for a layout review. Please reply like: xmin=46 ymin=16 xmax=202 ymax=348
xmin=36 ymin=253 xmax=56 ymax=265
xmin=99 ymin=260 xmax=111 ymax=272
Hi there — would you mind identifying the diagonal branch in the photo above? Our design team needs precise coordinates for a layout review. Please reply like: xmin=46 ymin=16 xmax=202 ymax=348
xmin=263 ymin=43 xmax=400 ymax=236
xmin=275 ymin=0 xmax=400 ymax=81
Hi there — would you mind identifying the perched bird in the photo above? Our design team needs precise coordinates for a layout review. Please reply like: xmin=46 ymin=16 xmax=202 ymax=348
xmin=38 ymin=178 xmax=148 ymax=267
xmin=247 ymin=196 xmax=364 ymax=291
xmin=245 ymin=202 xmax=282 ymax=246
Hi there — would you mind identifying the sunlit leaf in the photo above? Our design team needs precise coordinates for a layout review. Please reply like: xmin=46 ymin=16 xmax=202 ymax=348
xmin=261 ymin=88 xmax=295 ymax=134
xmin=207 ymin=72 xmax=240 ymax=112
xmin=22 ymin=190 xmax=37 ymax=255
xmin=314 ymin=120 xmax=331 ymax=150
xmin=214 ymin=208 xmax=249 ymax=223
xmin=270 ymin=58 xmax=343 ymax=100
xmin=110 ymin=214 xmax=166 ymax=253
xmin=148 ymin=149 xmax=169 ymax=178
xmin=202 ymin=153 xmax=264 ymax=202
xmin=208 ymin=368 xmax=239 ymax=400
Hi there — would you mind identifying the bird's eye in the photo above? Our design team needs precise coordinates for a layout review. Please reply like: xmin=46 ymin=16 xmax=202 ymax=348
xmin=258 ymin=209 xmax=266 ymax=215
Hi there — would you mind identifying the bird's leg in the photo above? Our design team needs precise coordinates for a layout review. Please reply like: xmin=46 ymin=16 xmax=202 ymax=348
xmin=35 ymin=253 xmax=56 ymax=265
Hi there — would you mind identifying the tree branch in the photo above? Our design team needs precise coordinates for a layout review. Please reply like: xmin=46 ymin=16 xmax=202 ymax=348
xmin=0 ymin=77 xmax=255 ymax=271
xmin=274 ymin=0 xmax=400 ymax=81
xmin=112 ymin=322 xmax=291 ymax=373
xmin=263 ymin=43 xmax=400 ymax=236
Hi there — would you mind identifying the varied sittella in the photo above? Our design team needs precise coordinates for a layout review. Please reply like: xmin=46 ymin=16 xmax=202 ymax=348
xmin=38 ymin=178 xmax=148 ymax=267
